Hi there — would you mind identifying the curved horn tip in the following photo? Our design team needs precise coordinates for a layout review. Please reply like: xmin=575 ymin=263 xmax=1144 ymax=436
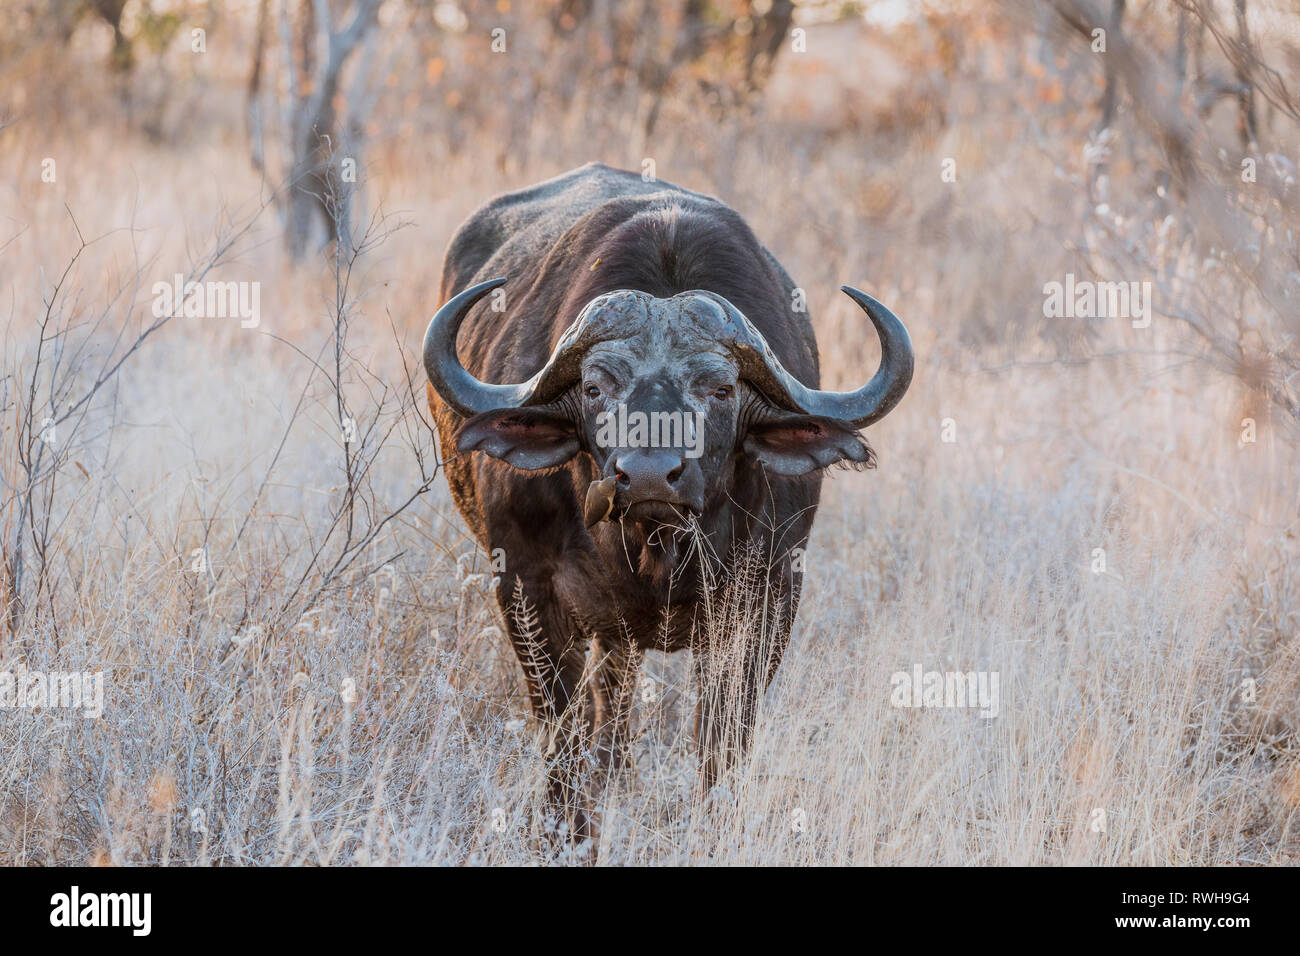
xmin=838 ymin=284 xmax=915 ymax=427
xmin=840 ymin=285 xmax=913 ymax=349
xmin=839 ymin=284 xmax=891 ymax=312
xmin=467 ymin=276 xmax=508 ymax=296
xmin=441 ymin=276 xmax=509 ymax=311
xmin=429 ymin=277 xmax=508 ymax=327
xmin=424 ymin=276 xmax=517 ymax=418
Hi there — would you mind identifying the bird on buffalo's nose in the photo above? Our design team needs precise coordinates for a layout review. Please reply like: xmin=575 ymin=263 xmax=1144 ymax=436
xmin=583 ymin=475 xmax=617 ymax=528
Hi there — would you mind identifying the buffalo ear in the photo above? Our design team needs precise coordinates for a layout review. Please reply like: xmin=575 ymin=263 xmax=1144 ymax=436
xmin=742 ymin=413 xmax=875 ymax=476
xmin=456 ymin=407 xmax=581 ymax=470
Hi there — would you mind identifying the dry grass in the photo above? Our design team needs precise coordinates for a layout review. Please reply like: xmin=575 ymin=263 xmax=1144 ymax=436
xmin=1 ymin=2 xmax=1298 ymax=865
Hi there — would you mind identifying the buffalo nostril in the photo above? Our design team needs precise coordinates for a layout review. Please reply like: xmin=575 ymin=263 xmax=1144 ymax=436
xmin=666 ymin=460 xmax=685 ymax=485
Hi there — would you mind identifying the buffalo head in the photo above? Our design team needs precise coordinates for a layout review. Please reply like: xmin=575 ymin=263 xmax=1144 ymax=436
xmin=423 ymin=278 xmax=913 ymax=545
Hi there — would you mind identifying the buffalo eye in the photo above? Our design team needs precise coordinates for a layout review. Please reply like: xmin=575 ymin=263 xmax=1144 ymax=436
xmin=712 ymin=385 xmax=733 ymax=401
xmin=584 ymin=384 xmax=601 ymax=399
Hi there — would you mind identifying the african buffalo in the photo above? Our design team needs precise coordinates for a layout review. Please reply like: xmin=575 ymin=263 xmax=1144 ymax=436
xmin=423 ymin=162 xmax=912 ymax=847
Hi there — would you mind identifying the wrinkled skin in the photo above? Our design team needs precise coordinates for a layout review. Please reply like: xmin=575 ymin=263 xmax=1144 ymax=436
xmin=453 ymin=289 xmax=874 ymax=599
xmin=427 ymin=163 xmax=878 ymax=850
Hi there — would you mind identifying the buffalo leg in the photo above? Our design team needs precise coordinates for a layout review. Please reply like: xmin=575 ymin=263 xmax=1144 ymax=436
xmin=693 ymin=592 xmax=796 ymax=790
xmin=589 ymin=634 xmax=643 ymax=776
xmin=501 ymin=577 xmax=595 ymax=849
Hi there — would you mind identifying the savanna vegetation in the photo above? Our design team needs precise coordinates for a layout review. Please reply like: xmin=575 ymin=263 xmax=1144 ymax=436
xmin=1 ymin=0 xmax=1298 ymax=864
